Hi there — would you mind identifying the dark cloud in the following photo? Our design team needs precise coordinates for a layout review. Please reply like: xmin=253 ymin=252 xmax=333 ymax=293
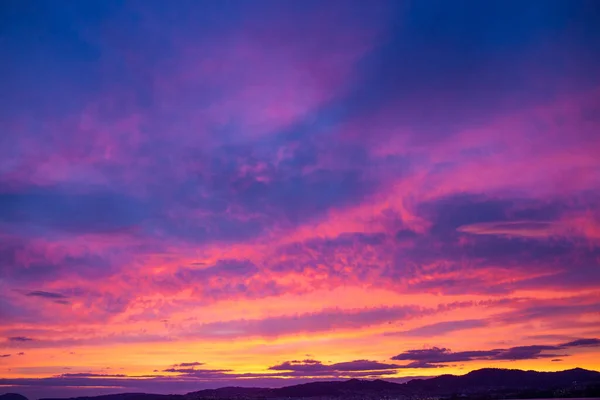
xmin=0 ymin=354 xmax=10 ymax=357
xmin=268 ymin=359 xmax=400 ymax=376
xmin=331 ymin=360 xmax=400 ymax=372
xmin=391 ymin=338 xmax=600 ymax=367
xmin=174 ymin=361 xmax=204 ymax=367
xmin=25 ymin=291 xmax=67 ymax=299
xmin=392 ymin=347 xmax=500 ymax=365
xmin=8 ymin=336 xmax=34 ymax=342
xmin=559 ymin=338 xmax=600 ymax=347
xmin=269 ymin=360 xmax=328 ymax=372
xmin=17 ymin=352 xmax=25 ymax=356
xmin=160 ymin=362 xmax=388 ymax=380
xmin=493 ymin=345 xmax=564 ymax=360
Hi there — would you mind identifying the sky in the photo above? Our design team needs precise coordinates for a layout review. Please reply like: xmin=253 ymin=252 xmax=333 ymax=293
xmin=1 ymin=0 xmax=600 ymax=398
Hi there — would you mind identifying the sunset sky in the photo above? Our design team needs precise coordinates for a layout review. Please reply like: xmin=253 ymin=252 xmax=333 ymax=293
xmin=1 ymin=0 xmax=600 ymax=398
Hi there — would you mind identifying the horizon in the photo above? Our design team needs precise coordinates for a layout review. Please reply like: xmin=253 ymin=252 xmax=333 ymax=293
xmin=1 ymin=367 xmax=600 ymax=399
xmin=1 ymin=0 xmax=600 ymax=399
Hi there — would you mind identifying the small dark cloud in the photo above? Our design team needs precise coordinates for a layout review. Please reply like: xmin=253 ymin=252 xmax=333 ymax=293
xmin=560 ymin=338 xmax=600 ymax=347
xmin=552 ymin=359 xmax=563 ymax=362
xmin=400 ymin=361 xmax=445 ymax=369
xmin=17 ymin=352 xmax=25 ymax=356
xmin=390 ymin=339 xmax=586 ymax=367
xmin=173 ymin=361 xmax=204 ymax=367
xmin=26 ymin=291 xmax=68 ymax=299
xmin=8 ymin=336 xmax=34 ymax=342
xmin=0 ymin=354 xmax=10 ymax=357
xmin=269 ymin=360 xmax=329 ymax=372
xmin=269 ymin=359 xmax=400 ymax=373
xmin=493 ymin=345 xmax=564 ymax=360
xmin=331 ymin=360 xmax=400 ymax=371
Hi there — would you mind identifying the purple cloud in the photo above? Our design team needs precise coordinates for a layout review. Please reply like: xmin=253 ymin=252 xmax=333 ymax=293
xmin=174 ymin=361 xmax=205 ymax=367
xmin=25 ymin=291 xmax=68 ymax=300
xmin=8 ymin=336 xmax=34 ymax=342
xmin=391 ymin=338 xmax=599 ymax=367
xmin=560 ymin=338 xmax=600 ymax=347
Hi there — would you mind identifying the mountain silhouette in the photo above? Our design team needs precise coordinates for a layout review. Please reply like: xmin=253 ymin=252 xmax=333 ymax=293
xmin=403 ymin=367 xmax=600 ymax=394
xmin=185 ymin=368 xmax=600 ymax=398
xmin=4 ymin=367 xmax=597 ymax=400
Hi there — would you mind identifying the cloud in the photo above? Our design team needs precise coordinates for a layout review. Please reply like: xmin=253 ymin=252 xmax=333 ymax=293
xmin=268 ymin=359 xmax=400 ymax=375
xmin=392 ymin=347 xmax=500 ymax=365
xmin=559 ymin=338 xmax=600 ymax=347
xmin=391 ymin=338 xmax=600 ymax=367
xmin=174 ymin=361 xmax=205 ymax=367
xmin=493 ymin=345 xmax=565 ymax=360
xmin=8 ymin=336 xmax=34 ymax=342
xmin=0 ymin=354 xmax=10 ymax=357
xmin=330 ymin=360 xmax=401 ymax=372
xmin=269 ymin=360 xmax=329 ymax=372
xmin=25 ymin=291 xmax=67 ymax=300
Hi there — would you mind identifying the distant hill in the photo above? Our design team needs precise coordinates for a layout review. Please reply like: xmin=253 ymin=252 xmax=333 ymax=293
xmin=8 ymin=367 xmax=597 ymax=400
xmin=0 ymin=394 xmax=29 ymax=400
xmin=186 ymin=368 xmax=600 ymax=399
xmin=403 ymin=367 xmax=600 ymax=394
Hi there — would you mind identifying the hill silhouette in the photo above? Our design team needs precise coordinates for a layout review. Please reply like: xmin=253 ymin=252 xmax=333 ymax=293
xmin=185 ymin=368 xmax=600 ymax=398
xmin=3 ymin=367 xmax=598 ymax=400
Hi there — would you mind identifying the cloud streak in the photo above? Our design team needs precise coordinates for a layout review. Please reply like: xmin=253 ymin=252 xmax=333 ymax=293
xmin=391 ymin=338 xmax=600 ymax=368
